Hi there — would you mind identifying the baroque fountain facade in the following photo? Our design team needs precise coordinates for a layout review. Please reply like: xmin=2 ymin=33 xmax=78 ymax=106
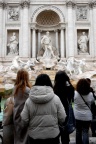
xmin=0 ymin=0 xmax=96 ymax=91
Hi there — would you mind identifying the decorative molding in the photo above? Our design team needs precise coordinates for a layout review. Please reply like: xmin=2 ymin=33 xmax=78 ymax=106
xmin=30 ymin=22 xmax=66 ymax=31
xmin=5 ymin=22 xmax=20 ymax=27
xmin=20 ymin=0 xmax=30 ymax=8
xmin=66 ymin=1 xmax=76 ymax=8
xmin=31 ymin=5 xmax=65 ymax=23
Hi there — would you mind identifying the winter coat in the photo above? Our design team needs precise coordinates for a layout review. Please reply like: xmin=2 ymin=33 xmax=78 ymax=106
xmin=21 ymin=86 xmax=66 ymax=139
xmin=13 ymin=86 xmax=30 ymax=144
xmin=74 ymin=91 xmax=94 ymax=121
xmin=3 ymin=97 xmax=14 ymax=144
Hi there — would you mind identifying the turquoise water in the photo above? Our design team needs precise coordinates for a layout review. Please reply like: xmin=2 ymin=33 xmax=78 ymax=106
xmin=0 ymin=98 xmax=6 ymax=122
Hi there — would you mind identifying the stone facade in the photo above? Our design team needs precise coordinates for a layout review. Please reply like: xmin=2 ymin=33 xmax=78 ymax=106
xmin=0 ymin=0 xmax=96 ymax=63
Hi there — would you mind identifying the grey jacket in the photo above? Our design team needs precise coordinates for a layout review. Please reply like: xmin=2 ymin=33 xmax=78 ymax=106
xmin=13 ymin=86 xmax=30 ymax=144
xmin=74 ymin=91 xmax=94 ymax=121
xmin=21 ymin=86 xmax=66 ymax=139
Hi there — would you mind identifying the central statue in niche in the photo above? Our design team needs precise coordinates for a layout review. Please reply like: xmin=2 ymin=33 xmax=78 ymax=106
xmin=37 ymin=31 xmax=59 ymax=69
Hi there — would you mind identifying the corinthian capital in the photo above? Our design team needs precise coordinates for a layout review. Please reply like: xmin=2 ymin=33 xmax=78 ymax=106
xmin=0 ymin=1 xmax=7 ymax=9
xmin=66 ymin=0 xmax=76 ymax=8
xmin=20 ymin=0 xmax=30 ymax=8
xmin=92 ymin=1 xmax=96 ymax=8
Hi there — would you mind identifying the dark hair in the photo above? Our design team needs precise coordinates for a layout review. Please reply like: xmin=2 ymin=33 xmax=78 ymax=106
xmin=54 ymin=70 xmax=69 ymax=86
xmin=34 ymin=74 xmax=53 ymax=88
xmin=14 ymin=68 xmax=31 ymax=95
xmin=76 ymin=78 xmax=90 ymax=95
xmin=86 ymin=78 xmax=91 ymax=85
xmin=54 ymin=70 xmax=73 ymax=94
xmin=54 ymin=70 xmax=74 ymax=105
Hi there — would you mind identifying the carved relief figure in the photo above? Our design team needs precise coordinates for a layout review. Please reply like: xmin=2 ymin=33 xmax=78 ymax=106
xmin=7 ymin=32 xmax=19 ymax=55
xmin=77 ymin=7 xmax=87 ymax=21
xmin=8 ymin=7 xmax=19 ymax=21
xmin=78 ymin=32 xmax=89 ymax=53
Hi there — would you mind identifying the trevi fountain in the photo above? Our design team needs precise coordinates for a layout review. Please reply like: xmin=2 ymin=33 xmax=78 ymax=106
xmin=0 ymin=0 xmax=96 ymax=94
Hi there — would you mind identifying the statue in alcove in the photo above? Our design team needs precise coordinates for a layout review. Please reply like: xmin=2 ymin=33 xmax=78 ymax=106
xmin=7 ymin=32 xmax=19 ymax=55
xmin=37 ymin=31 xmax=59 ymax=69
xmin=78 ymin=32 xmax=89 ymax=53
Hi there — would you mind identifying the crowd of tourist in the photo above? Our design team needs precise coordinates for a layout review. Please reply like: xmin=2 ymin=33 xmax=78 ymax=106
xmin=3 ymin=68 xmax=96 ymax=144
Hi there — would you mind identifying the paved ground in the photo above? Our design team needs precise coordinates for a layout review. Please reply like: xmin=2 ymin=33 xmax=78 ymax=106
xmin=69 ymin=129 xmax=96 ymax=144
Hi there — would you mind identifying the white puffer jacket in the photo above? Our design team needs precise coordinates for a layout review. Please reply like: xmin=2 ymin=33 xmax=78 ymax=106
xmin=21 ymin=86 xmax=66 ymax=139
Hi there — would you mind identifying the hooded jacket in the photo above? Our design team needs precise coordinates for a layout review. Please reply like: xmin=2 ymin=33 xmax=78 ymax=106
xmin=21 ymin=86 xmax=66 ymax=139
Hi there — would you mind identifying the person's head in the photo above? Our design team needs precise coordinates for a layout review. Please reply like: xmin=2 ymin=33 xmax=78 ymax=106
xmin=76 ymin=78 xmax=90 ymax=95
xmin=14 ymin=68 xmax=31 ymax=95
xmin=34 ymin=74 xmax=53 ymax=88
xmin=54 ymin=70 xmax=70 ymax=85
xmin=54 ymin=70 xmax=74 ymax=97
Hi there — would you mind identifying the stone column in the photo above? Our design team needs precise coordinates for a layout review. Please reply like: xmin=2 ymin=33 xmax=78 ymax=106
xmin=32 ymin=28 xmax=36 ymax=58
xmin=55 ymin=30 xmax=59 ymax=50
xmin=1 ymin=2 xmax=6 ymax=58
xmin=0 ymin=2 xmax=3 ymax=57
xmin=60 ymin=28 xmax=65 ymax=58
xmin=38 ymin=30 xmax=41 ymax=51
xmin=66 ymin=1 xmax=75 ymax=57
xmin=21 ymin=0 xmax=30 ymax=57
xmin=92 ymin=1 xmax=96 ymax=57
xmin=89 ymin=3 xmax=94 ymax=57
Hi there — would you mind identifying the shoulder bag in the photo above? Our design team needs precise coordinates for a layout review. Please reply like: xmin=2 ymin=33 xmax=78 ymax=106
xmin=60 ymin=100 xmax=76 ymax=134
xmin=80 ymin=93 xmax=96 ymax=119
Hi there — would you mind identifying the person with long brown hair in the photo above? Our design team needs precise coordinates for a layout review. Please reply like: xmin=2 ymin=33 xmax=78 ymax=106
xmin=13 ymin=68 xmax=31 ymax=144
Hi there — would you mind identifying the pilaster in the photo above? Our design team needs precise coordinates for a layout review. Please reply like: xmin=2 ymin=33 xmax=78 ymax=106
xmin=66 ymin=0 xmax=76 ymax=57
xmin=60 ymin=28 xmax=65 ymax=58
xmin=91 ymin=1 xmax=96 ymax=57
xmin=20 ymin=0 xmax=30 ymax=57
xmin=32 ymin=27 xmax=36 ymax=58
xmin=89 ymin=2 xmax=94 ymax=57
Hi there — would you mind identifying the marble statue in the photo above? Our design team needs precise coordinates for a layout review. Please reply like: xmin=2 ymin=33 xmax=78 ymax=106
xmin=54 ymin=57 xmax=86 ymax=76
xmin=37 ymin=31 xmax=59 ymax=69
xmin=78 ymin=32 xmax=88 ymax=53
xmin=19 ymin=58 xmax=35 ymax=70
xmin=7 ymin=32 xmax=19 ymax=55
xmin=41 ymin=31 xmax=56 ymax=59
xmin=65 ymin=57 xmax=75 ymax=75
xmin=9 ymin=56 xmax=21 ymax=72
